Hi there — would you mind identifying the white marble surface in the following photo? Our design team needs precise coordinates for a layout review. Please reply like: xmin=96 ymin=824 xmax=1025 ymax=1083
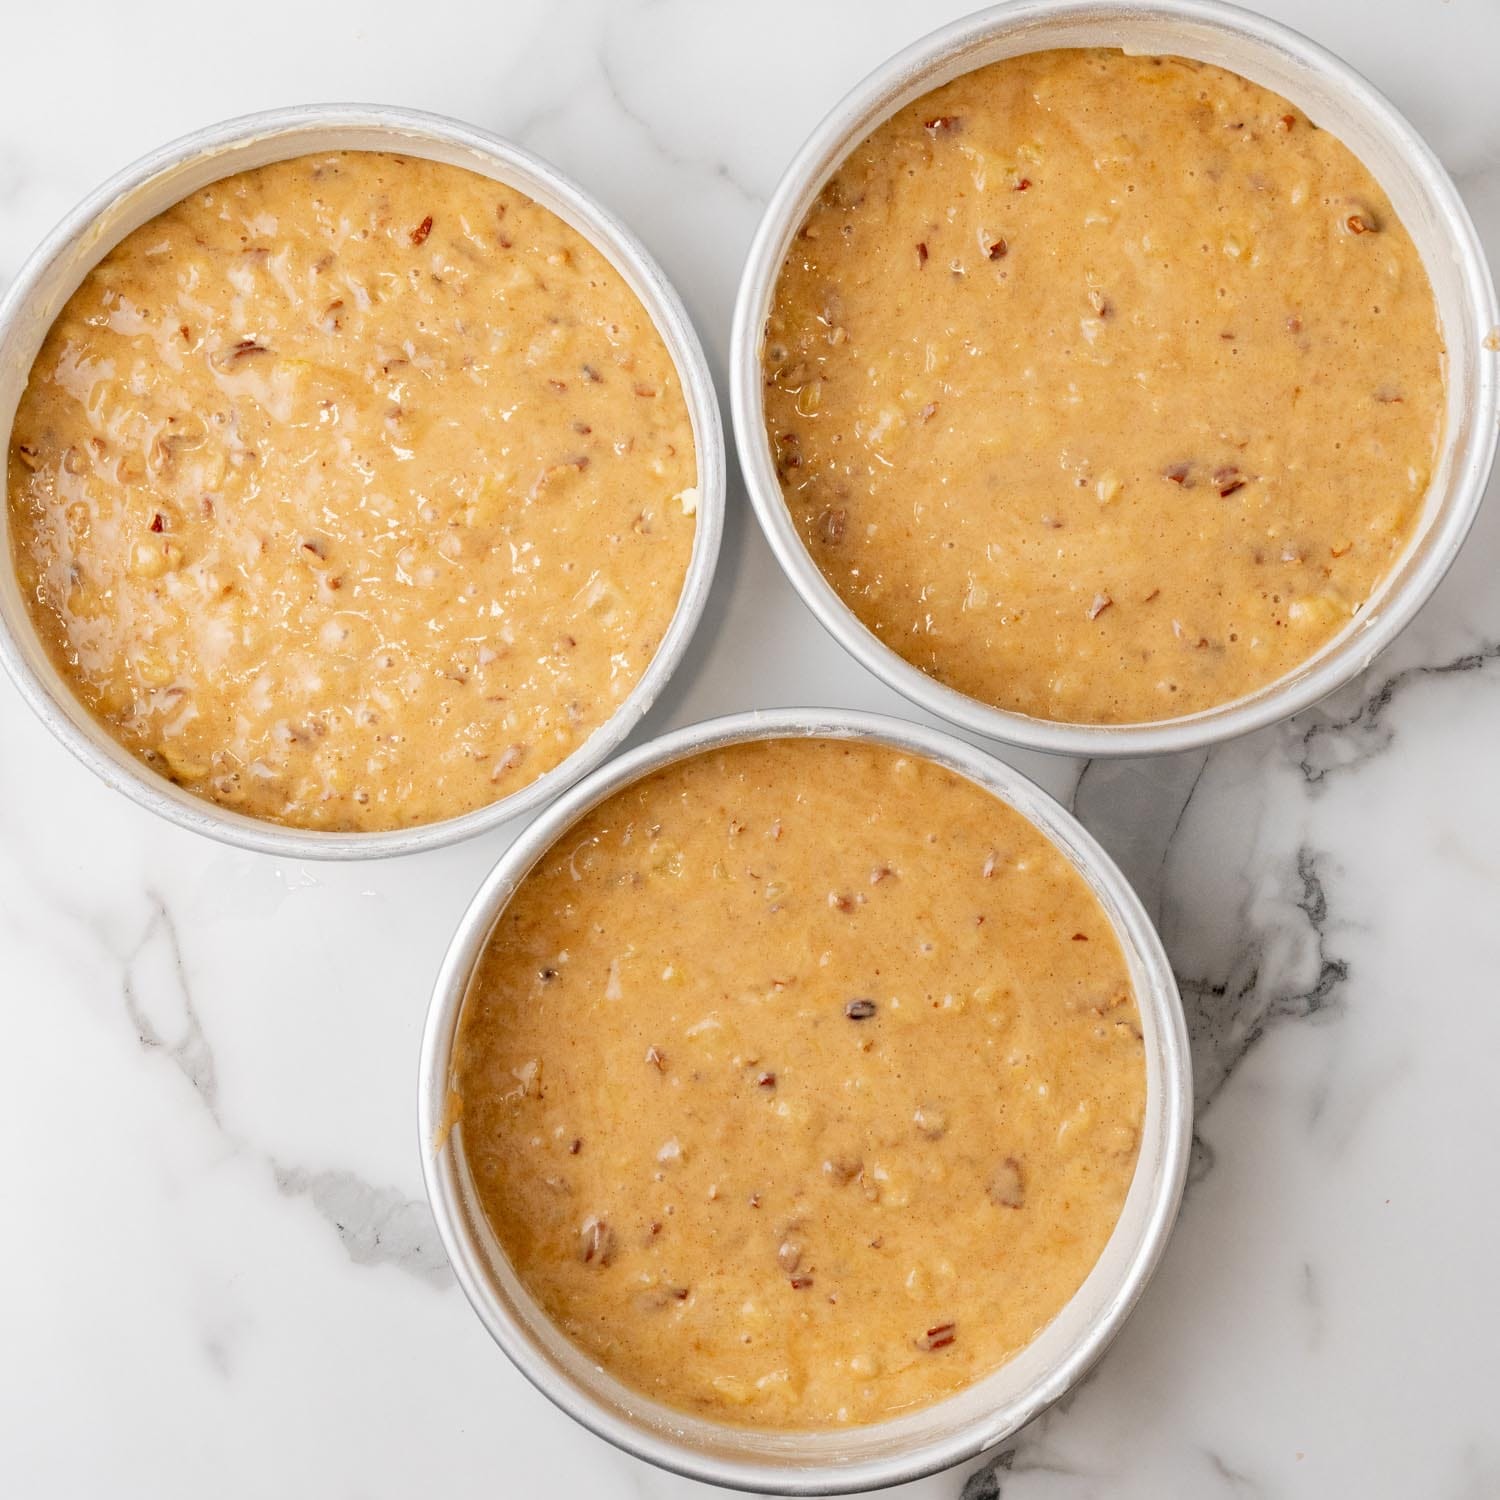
xmin=3 ymin=1 xmax=1499 ymax=1495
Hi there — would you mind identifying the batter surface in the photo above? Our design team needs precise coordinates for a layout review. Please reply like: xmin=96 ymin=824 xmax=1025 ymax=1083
xmin=763 ymin=49 xmax=1445 ymax=723
xmin=454 ymin=738 xmax=1145 ymax=1427
xmin=9 ymin=151 xmax=696 ymax=830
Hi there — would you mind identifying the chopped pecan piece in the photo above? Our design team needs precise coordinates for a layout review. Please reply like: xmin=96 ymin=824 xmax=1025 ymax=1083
xmin=987 ymin=1157 xmax=1025 ymax=1209
xmin=918 ymin=1323 xmax=957 ymax=1350
xmin=1214 ymin=466 xmax=1246 ymax=498
xmin=489 ymin=743 xmax=528 ymax=781
xmin=212 ymin=338 xmax=270 ymax=370
xmin=638 ymin=1284 xmax=690 ymax=1310
xmin=580 ymin=1216 xmax=615 ymax=1265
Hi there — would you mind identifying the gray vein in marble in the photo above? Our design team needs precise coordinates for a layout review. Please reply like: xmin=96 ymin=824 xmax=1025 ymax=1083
xmin=1307 ymin=1052 xmax=1410 ymax=1158
xmin=102 ymin=887 xmax=452 ymax=1288
xmin=505 ymin=98 xmax=576 ymax=153
xmin=959 ymin=1448 xmax=1013 ymax=1500
xmin=1187 ymin=1130 xmax=1218 ymax=1188
xmin=273 ymin=1164 xmax=452 ymax=1287
xmin=1179 ymin=847 xmax=1349 ymax=1112
xmin=122 ymin=894 xmax=220 ymax=1123
xmin=203 ymin=1331 xmax=233 ymax=1380
xmin=1205 ymin=1447 xmax=1264 ymax=1496
xmin=1161 ymin=756 xmax=1209 ymax=874
xmin=1294 ymin=639 xmax=1500 ymax=785
xmin=596 ymin=48 xmax=764 ymax=209
xmin=960 ymin=1438 xmax=1094 ymax=1498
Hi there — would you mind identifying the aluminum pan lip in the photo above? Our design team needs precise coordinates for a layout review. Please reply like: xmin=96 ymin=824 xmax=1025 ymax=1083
xmin=0 ymin=103 xmax=725 ymax=858
xmin=730 ymin=0 xmax=1499 ymax=759
xmin=418 ymin=707 xmax=1192 ymax=1493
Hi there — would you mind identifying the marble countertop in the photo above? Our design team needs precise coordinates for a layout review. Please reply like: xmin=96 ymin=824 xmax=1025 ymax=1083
xmin=3 ymin=1 xmax=1498 ymax=1495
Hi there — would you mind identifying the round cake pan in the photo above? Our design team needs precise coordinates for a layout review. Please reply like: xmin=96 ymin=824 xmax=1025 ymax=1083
xmin=0 ymin=105 xmax=725 ymax=858
xmin=730 ymin=0 xmax=1498 ymax=758
xmin=419 ymin=707 xmax=1192 ymax=1494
